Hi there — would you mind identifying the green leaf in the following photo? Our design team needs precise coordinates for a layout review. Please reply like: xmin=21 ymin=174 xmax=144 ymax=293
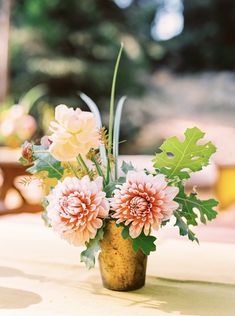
xmin=161 ymin=219 xmax=170 ymax=227
xmin=27 ymin=145 xmax=64 ymax=180
xmin=121 ymin=161 xmax=135 ymax=174
xmin=174 ymin=185 xmax=218 ymax=242
xmin=103 ymin=181 xmax=118 ymax=198
xmin=19 ymin=156 xmax=29 ymax=166
xmin=80 ymin=227 xmax=104 ymax=269
xmin=153 ymin=127 xmax=216 ymax=180
xmin=103 ymin=177 xmax=125 ymax=198
xmin=117 ymin=223 xmax=156 ymax=255
xmin=174 ymin=210 xmax=198 ymax=243
xmin=116 ymin=223 xmax=129 ymax=239
xmin=132 ymin=232 xmax=156 ymax=256
xmin=175 ymin=186 xmax=218 ymax=225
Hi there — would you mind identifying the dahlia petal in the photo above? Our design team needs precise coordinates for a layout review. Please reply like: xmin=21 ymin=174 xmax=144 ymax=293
xmin=98 ymin=202 xmax=109 ymax=218
xmin=163 ymin=200 xmax=179 ymax=211
xmin=153 ymin=174 xmax=167 ymax=191
xmin=125 ymin=219 xmax=133 ymax=225
xmin=129 ymin=223 xmax=143 ymax=238
xmin=164 ymin=186 xmax=179 ymax=201
xmin=144 ymin=224 xmax=151 ymax=236
xmin=93 ymin=218 xmax=103 ymax=229
xmin=116 ymin=218 xmax=124 ymax=224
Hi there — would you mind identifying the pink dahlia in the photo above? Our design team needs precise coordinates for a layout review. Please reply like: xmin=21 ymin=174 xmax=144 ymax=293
xmin=111 ymin=171 xmax=179 ymax=238
xmin=46 ymin=176 xmax=109 ymax=245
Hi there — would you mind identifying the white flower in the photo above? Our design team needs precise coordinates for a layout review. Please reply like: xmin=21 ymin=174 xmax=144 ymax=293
xmin=49 ymin=104 xmax=99 ymax=161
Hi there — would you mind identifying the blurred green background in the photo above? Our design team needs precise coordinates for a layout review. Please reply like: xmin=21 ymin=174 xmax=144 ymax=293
xmin=1 ymin=0 xmax=235 ymax=153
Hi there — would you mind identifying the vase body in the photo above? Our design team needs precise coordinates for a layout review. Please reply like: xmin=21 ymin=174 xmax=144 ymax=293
xmin=98 ymin=220 xmax=147 ymax=291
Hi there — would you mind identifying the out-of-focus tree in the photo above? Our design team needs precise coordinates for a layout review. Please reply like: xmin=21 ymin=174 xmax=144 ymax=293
xmin=0 ymin=0 xmax=11 ymax=101
xmin=10 ymin=0 xmax=163 ymax=105
xmin=162 ymin=0 xmax=235 ymax=71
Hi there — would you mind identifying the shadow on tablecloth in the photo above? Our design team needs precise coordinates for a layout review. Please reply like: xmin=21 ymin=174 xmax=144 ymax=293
xmin=0 ymin=265 xmax=234 ymax=315
xmin=82 ymin=275 xmax=235 ymax=316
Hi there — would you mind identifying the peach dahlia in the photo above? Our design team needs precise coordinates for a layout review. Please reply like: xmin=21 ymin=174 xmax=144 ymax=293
xmin=46 ymin=176 xmax=109 ymax=245
xmin=111 ymin=171 xmax=179 ymax=238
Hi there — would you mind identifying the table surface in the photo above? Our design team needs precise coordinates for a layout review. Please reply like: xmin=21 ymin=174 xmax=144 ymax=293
xmin=0 ymin=214 xmax=235 ymax=316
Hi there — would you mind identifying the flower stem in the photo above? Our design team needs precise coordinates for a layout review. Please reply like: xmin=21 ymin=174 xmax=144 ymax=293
xmin=77 ymin=154 xmax=91 ymax=179
xmin=91 ymin=157 xmax=106 ymax=183
xmin=68 ymin=162 xmax=78 ymax=178
xmin=106 ymin=43 xmax=124 ymax=182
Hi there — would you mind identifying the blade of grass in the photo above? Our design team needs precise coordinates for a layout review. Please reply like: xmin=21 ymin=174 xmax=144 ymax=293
xmin=113 ymin=96 xmax=126 ymax=180
xmin=106 ymin=43 xmax=124 ymax=182
xmin=79 ymin=92 xmax=107 ymax=166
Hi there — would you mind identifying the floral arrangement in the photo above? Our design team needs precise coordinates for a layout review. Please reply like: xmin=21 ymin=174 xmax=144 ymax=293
xmin=0 ymin=86 xmax=44 ymax=148
xmin=20 ymin=46 xmax=218 ymax=269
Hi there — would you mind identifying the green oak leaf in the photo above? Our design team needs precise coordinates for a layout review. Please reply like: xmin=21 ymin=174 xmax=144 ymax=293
xmin=174 ymin=185 xmax=218 ymax=242
xmin=132 ymin=232 xmax=156 ymax=256
xmin=118 ymin=223 xmax=156 ymax=256
xmin=27 ymin=145 xmax=64 ymax=180
xmin=153 ymin=127 xmax=216 ymax=180
xmin=80 ymin=227 xmax=104 ymax=269
xmin=161 ymin=219 xmax=170 ymax=227
xmin=103 ymin=177 xmax=125 ymax=197
xmin=174 ymin=210 xmax=199 ymax=243
xmin=175 ymin=186 xmax=218 ymax=224
xmin=121 ymin=225 xmax=130 ymax=240
xmin=121 ymin=161 xmax=135 ymax=174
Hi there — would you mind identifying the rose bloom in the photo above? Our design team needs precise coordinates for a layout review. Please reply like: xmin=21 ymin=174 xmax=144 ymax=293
xmin=49 ymin=104 xmax=99 ymax=161
xmin=111 ymin=171 xmax=179 ymax=238
xmin=46 ymin=176 xmax=109 ymax=245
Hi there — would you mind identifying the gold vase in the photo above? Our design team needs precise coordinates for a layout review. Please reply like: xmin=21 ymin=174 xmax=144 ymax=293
xmin=98 ymin=220 xmax=147 ymax=291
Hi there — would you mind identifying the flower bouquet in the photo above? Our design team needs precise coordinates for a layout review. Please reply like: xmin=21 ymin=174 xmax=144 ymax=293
xmin=20 ymin=45 xmax=218 ymax=291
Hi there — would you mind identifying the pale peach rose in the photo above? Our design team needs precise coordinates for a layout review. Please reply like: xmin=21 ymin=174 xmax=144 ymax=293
xmin=111 ymin=171 xmax=179 ymax=238
xmin=46 ymin=176 xmax=109 ymax=246
xmin=48 ymin=104 xmax=99 ymax=161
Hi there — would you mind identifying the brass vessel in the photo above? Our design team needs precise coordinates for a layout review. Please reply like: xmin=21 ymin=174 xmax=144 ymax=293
xmin=99 ymin=220 xmax=147 ymax=291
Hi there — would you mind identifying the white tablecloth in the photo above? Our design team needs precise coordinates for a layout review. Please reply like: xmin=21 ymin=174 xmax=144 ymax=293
xmin=0 ymin=215 xmax=235 ymax=316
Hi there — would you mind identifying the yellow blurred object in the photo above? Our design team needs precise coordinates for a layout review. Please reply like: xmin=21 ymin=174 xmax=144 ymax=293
xmin=215 ymin=166 xmax=235 ymax=210
xmin=4 ymin=135 xmax=22 ymax=148
xmin=41 ymin=175 xmax=58 ymax=195
xmin=38 ymin=162 xmax=79 ymax=195
xmin=41 ymin=103 xmax=55 ymax=134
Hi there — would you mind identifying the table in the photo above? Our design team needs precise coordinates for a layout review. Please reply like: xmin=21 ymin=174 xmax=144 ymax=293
xmin=0 ymin=214 xmax=235 ymax=316
xmin=0 ymin=147 xmax=42 ymax=215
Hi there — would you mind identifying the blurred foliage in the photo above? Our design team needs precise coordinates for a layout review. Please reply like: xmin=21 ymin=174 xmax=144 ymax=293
xmin=10 ymin=0 xmax=163 ymax=106
xmin=161 ymin=0 xmax=235 ymax=71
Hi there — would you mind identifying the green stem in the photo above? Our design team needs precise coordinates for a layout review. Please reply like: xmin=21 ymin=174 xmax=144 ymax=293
xmin=77 ymin=154 xmax=91 ymax=179
xmin=91 ymin=157 xmax=106 ymax=182
xmin=68 ymin=162 xmax=78 ymax=178
xmin=106 ymin=43 xmax=124 ymax=182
